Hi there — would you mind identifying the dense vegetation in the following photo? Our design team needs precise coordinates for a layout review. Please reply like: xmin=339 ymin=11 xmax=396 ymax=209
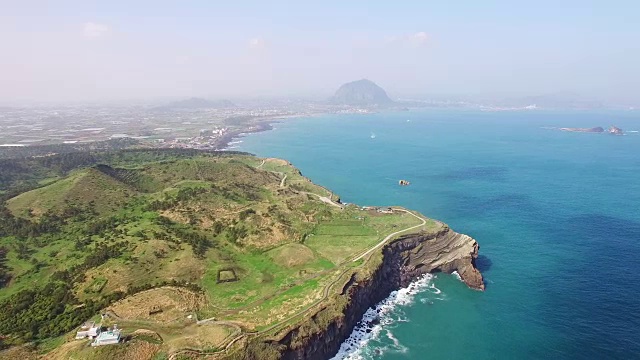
xmin=0 ymin=146 xmax=250 ymax=195
xmin=0 ymin=247 xmax=11 ymax=288
xmin=0 ymin=149 xmax=252 ymax=345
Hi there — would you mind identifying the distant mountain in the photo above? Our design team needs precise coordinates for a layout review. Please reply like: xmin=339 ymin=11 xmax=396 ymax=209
xmin=156 ymin=97 xmax=236 ymax=110
xmin=331 ymin=79 xmax=393 ymax=106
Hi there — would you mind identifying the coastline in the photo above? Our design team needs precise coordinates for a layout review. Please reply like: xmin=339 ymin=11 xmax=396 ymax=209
xmin=217 ymin=115 xmax=485 ymax=358
xmin=216 ymin=120 xmax=276 ymax=150
xmin=226 ymin=219 xmax=483 ymax=359
xmin=215 ymin=113 xmax=326 ymax=151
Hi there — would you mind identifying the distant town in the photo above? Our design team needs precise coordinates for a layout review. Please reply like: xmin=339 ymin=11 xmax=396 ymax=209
xmin=0 ymin=99 xmax=388 ymax=152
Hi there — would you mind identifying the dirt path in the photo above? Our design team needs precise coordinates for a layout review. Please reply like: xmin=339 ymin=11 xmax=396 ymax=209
xmin=302 ymin=191 xmax=343 ymax=208
xmin=352 ymin=208 xmax=426 ymax=262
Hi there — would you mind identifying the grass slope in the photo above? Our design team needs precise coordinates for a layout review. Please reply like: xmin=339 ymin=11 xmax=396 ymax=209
xmin=6 ymin=168 xmax=135 ymax=217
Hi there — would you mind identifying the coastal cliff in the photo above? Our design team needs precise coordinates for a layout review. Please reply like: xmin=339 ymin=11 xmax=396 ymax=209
xmin=238 ymin=225 xmax=483 ymax=360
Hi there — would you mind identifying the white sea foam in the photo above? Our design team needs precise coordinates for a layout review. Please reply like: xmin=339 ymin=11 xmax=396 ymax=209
xmin=419 ymin=282 xmax=447 ymax=304
xmin=330 ymin=274 xmax=433 ymax=360
xmin=420 ymin=297 xmax=445 ymax=304
xmin=429 ymin=283 xmax=441 ymax=294
xmin=228 ymin=140 xmax=243 ymax=145
xmin=451 ymin=270 xmax=462 ymax=281
xmin=386 ymin=330 xmax=408 ymax=353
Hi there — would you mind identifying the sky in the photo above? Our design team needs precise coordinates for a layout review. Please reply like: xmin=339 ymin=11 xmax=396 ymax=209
xmin=1 ymin=0 xmax=639 ymax=104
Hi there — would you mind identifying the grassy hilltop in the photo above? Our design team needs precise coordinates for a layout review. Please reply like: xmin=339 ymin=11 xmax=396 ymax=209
xmin=0 ymin=149 xmax=438 ymax=359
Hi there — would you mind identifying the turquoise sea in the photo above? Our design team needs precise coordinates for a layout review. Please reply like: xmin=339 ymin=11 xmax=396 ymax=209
xmin=237 ymin=109 xmax=640 ymax=359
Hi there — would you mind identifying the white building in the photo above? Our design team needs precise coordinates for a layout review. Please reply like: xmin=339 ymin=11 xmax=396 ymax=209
xmin=92 ymin=325 xmax=121 ymax=346
xmin=75 ymin=321 xmax=101 ymax=339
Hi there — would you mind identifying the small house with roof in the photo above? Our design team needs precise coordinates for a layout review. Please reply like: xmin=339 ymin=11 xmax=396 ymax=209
xmin=92 ymin=325 xmax=121 ymax=346
xmin=75 ymin=321 xmax=101 ymax=339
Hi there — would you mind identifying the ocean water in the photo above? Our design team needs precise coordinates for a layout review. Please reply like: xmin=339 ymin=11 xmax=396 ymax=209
xmin=237 ymin=109 xmax=640 ymax=359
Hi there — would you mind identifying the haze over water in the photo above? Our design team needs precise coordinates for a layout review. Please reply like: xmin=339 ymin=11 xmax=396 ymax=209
xmin=238 ymin=109 xmax=640 ymax=359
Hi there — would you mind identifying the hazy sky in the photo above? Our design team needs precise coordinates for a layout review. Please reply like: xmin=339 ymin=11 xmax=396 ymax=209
xmin=1 ymin=1 xmax=639 ymax=103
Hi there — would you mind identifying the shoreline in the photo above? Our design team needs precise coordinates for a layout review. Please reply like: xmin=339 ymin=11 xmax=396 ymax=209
xmin=215 ymin=112 xmax=326 ymax=151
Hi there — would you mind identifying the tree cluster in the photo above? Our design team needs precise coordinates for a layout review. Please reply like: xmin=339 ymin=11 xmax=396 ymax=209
xmin=154 ymin=216 xmax=214 ymax=258
xmin=0 ymin=247 xmax=11 ymax=288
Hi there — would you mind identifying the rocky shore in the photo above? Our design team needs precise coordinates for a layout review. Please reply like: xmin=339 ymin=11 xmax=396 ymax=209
xmin=236 ymin=225 xmax=484 ymax=360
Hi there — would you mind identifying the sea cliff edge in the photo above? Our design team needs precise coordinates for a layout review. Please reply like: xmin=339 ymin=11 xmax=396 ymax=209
xmin=234 ymin=224 xmax=484 ymax=360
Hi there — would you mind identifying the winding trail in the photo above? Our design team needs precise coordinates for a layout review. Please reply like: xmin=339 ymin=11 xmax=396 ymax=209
xmin=352 ymin=209 xmax=427 ymax=262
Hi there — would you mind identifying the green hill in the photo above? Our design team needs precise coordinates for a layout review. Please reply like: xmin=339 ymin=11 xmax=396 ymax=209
xmin=6 ymin=168 xmax=137 ymax=218
xmin=0 ymin=150 xmax=437 ymax=359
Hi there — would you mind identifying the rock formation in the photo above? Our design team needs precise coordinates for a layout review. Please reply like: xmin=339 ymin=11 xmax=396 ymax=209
xmin=395 ymin=226 xmax=484 ymax=290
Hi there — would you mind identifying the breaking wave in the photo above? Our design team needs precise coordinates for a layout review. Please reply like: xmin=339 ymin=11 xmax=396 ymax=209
xmin=330 ymin=274 xmax=434 ymax=360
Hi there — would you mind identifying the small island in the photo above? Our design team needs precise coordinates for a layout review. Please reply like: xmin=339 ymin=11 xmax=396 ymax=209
xmin=557 ymin=125 xmax=624 ymax=135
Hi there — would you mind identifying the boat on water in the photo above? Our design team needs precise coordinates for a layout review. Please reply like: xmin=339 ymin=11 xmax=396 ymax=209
xmin=398 ymin=179 xmax=410 ymax=186
xmin=370 ymin=132 xmax=376 ymax=139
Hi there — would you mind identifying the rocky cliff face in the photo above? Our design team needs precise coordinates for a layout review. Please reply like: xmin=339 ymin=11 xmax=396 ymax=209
xmin=276 ymin=225 xmax=484 ymax=360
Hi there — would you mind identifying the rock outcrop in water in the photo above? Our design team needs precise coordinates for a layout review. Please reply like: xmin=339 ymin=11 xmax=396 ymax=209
xmin=238 ymin=225 xmax=483 ymax=360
